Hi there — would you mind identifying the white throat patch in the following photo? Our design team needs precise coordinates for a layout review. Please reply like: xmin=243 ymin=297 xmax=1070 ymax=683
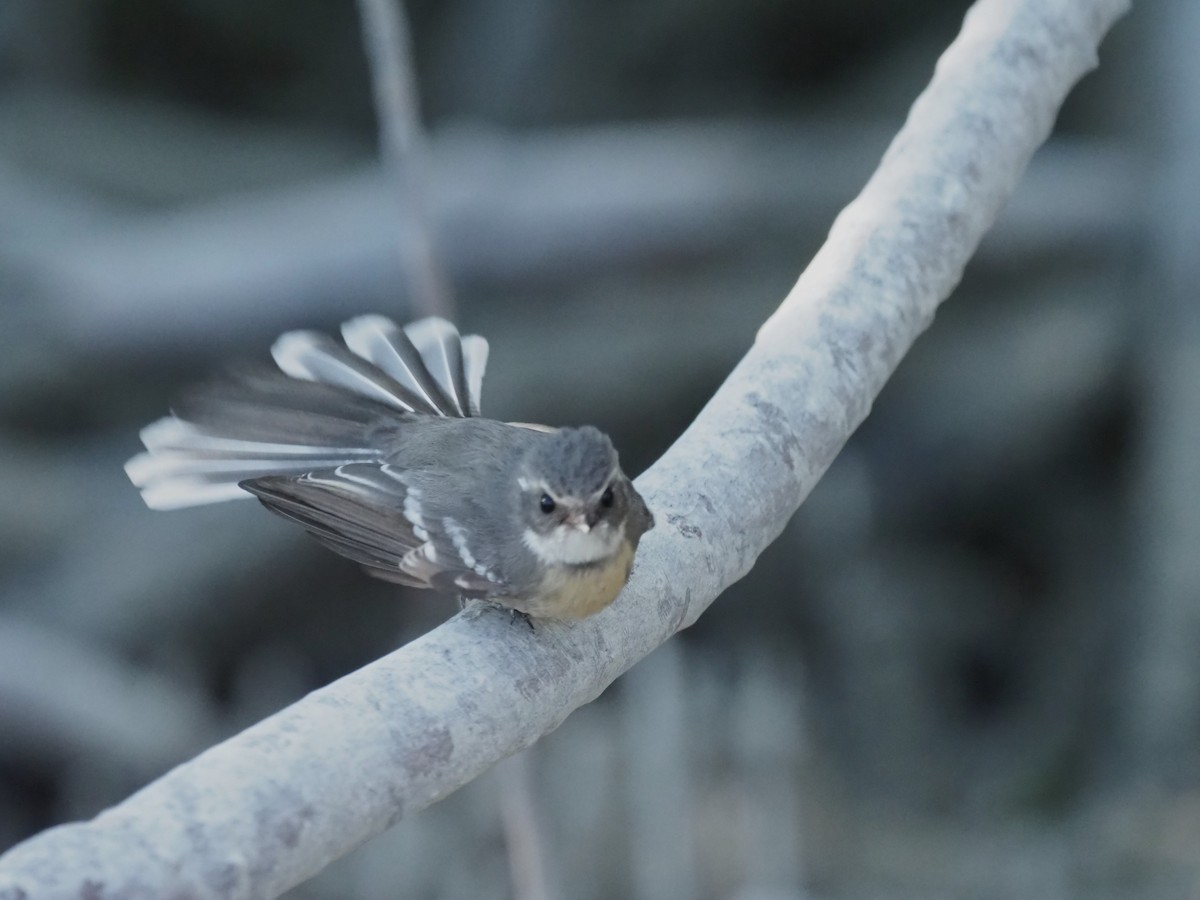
xmin=523 ymin=521 xmax=625 ymax=566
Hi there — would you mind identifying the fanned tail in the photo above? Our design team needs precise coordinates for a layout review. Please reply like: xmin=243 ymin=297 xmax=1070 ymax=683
xmin=126 ymin=316 xmax=489 ymax=510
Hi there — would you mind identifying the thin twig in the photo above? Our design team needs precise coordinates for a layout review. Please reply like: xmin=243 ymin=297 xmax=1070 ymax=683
xmin=496 ymin=752 xmax=555 ymax=900
xmin=0 ymin=0 xmax=1129 ymax=896
xmin=355 ymin=0 xmax=453 ymax=319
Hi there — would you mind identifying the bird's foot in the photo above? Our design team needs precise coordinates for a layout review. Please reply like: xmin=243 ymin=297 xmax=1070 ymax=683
xmin=459 ymin=597 xmax=535 ymax=631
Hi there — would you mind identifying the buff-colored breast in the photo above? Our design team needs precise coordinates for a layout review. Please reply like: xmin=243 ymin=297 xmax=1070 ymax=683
xmin=513 ymin=540 xmax=636 ymax=620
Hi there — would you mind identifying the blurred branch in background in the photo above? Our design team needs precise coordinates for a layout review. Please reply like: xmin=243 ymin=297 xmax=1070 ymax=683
xmin=0 ymin=0 xmax=1128 ymax=896
xmin=1120 ymin=0 xmax=1200 ymax=780
xmin=622 ymin=640 xmax=700 ymax=900
xmin=356 ymin=0 xmax=452 ymax=319
xmin=496 ymin=752 xmax=554 ymax=900
xmin=3 ymin=113 xmax=1133 ymax=358
xmin=0 ymin=615 xmax=218 ymax=778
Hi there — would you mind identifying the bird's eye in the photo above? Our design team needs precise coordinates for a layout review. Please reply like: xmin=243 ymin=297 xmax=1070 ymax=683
xmin=539 ymin=494 xmax=556 ymax=514
xmin=600 ymin=486 xmax=614 ymax=508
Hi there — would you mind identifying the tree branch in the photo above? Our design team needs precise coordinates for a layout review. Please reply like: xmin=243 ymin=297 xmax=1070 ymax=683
xmin=0 ymin=0 xmax=1128 ymax=896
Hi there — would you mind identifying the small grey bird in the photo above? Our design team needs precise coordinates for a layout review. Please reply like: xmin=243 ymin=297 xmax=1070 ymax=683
xmin=126 ymin=316 xmax=654 ymax=620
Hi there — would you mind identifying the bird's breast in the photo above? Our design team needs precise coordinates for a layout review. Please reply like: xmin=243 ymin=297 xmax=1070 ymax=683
xmin=515 ymin=541 xmax=636 ymax=620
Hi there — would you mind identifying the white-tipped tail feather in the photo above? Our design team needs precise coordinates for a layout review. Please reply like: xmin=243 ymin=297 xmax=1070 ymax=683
xmin=127 ymin=316 xmax=488 ymax=510
xmin=271 ymin=331 xmax=415 ymax=412
xmin=126 ymin=418 xmax=378 ymax=510
xmin=403 ymin=318 xmax=467 ymax=416
xmin=460 ymin=335 xmax=488 ymax=417
xmin=340 ymin=315 xmax=445 ymax=413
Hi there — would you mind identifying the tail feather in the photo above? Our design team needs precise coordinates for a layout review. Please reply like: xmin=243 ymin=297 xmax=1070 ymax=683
xmin=340 ymin=315 xmax=472 ymax=417
xmin=403 ymin=318 xmax=468 ymax=417
xmin=171 ymin=370 xmax=386 ymax=446
xmin=137 ymin=477 xmax=263 ymax=510
xmin=272 ymin=330 xmax=438 ymax=415
xmin=138 ymin=415 xmax=376 ymax=458
xmin=126 ymin=316 xmax=488 ymax=510
xmin=460 ymin=335 xmax=489 ymax=417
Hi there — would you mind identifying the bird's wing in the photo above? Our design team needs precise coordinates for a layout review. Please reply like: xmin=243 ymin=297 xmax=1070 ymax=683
xmin=241 ymin=463 xmax=506 ymax=596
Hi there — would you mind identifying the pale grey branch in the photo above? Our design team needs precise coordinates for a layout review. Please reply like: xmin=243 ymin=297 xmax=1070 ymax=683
xmin=0 ymin=0 xmax=1128 ymax=896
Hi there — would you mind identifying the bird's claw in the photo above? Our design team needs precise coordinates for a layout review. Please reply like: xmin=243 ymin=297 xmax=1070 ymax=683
xmin=459 ymin=597 xmax=535 ymax=631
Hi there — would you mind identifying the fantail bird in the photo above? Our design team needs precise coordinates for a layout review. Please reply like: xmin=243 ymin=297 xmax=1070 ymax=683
xmin=125 ymin=315 xmax=654 ymax=620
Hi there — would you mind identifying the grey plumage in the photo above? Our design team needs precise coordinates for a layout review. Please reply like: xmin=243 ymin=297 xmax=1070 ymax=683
xmin=125 ymin=315 xmax=654 ymax=613
xmin=524 ymin=426 xmax=610 ymax=495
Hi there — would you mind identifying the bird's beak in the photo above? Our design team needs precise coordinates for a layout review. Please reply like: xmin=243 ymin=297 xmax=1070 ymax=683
xmin=566 ymin=512 xmax=591 ymax=533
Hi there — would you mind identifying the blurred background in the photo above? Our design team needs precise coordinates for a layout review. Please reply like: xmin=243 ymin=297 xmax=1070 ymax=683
xmin=0 ymin=0 xmax=1193 ymax=897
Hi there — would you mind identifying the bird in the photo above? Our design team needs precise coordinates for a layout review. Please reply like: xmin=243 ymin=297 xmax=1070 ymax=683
xmin=125 ymin=315 xmax=654 ymax=620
